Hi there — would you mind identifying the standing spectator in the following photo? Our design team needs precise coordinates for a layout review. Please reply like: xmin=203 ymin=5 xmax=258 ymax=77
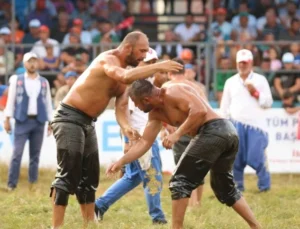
xmin=220 ymin=49 xmax=273 ymax=192
xmin=22 ymin=19 xmax=41 ymax=53
xmin=31 ymin=25 xmax=60 ymax=59
xmin=211 ymin=8 xmax=232 ymax=41
xmin=50 ymin=10 xmax=71 ymax=43
xmin=62 ymin=19 xmax=92 ymax=45
xmin=155 ymin=30 xmax=183 ymax=59
xmin=215 ymin=55 xmax=235 ymax=103
xmin=54 ymin=71 xmax=78 ymax=108
xmin=71 ymin=0 xmax=93 ymax=30
xmin=4 ymin=52 xmax=53 ymax=191
xmin=273 ymin=52 xmax=300 ymax=102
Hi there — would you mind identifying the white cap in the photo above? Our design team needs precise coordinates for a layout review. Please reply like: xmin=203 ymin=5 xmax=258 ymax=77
xmin=29 ymin=19 xmax=41 ymax=28
xmin=282 ymin=52 xmax=294 ymax=63
xmin=23 ymin=52 xmax=38 ymax=63
xmin=236 ymin=49 xmax=253 ymax=63
xmin=0 ymin=27 xmax=11 ymax=35
xmin=144 ymin=48 xmax=158 ymax=62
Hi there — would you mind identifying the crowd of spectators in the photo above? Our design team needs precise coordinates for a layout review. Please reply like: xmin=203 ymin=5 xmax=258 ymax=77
xmin=0 ymin=0 xmax=299 ymax=110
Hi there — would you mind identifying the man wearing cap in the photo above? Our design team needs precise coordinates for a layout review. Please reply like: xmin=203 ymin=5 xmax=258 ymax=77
xmin=4 ymin=52 xmax=53 ymax=191
xmin=273 ymin=52 xmax=300 ymax=109
xmin=220 ymin=49 xmax=273 ymax=192
xmin=94 ymin=48 xmax=167 ymax=225
xmin=62 ymin=18 xmax=92 ymax=45
xmin=54 ymin=71 xmax=78 ymax=108
xmin=22 ymin=19 xmax=42 ymax=52
xmin=31 ymin=25 xmax=60 ymax=59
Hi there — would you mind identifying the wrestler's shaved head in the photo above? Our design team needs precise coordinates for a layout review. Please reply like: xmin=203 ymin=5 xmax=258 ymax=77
xmin=120 ymin=31 xmax=149 ymax=67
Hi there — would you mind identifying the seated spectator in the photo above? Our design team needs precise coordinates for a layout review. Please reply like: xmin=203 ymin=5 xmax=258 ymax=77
xmin=54 ymin=71 xmax=78 ymax=108
xmin=257 ymin=7 xmax=280 ymax=32
xmin=62 ymin=53 xmax=87 ymax=75
xmin=231 ymin=12 xmax=257 ymax=41
xmin=269 ymin=47 xmax=282 ymax=71
xmin=254 ymin=57 xmax=276 ymax=83
xmin=0 ymin=38 xmax=14 ymax=83
xmin=24 ymin=0 xmax=57 ymax=20
xmin=0 ymin=1 xmax=11 ymax=28
xmin=155 ymin=30 xmax=183 ymax=59
xmin=273 ymin=52 xmax=300 ymax=102
xmin=50 ymin=10 xmax=71 ymax=43
xmin=39 ymin=43 xmax=60 ymax=71
xmin=22 ymin=19 xmax=41 ymax=53
xmin=8 ymin=18 xmax=24 ymax=43
xmin=174 ymin=14 xmax=201 ymax=42
xmin=52 ymin=0 xmax=75 ymax=15
xmin=92 ymin=18 xmax=120 ymax=44
xmin=289 ymin=42 xmax=300 ymax=67
xmin=62 ymin=18 xmax=92 ymax=45
xmin=107 ymin=0 xmax=124 ymax=26
xmin=258 ymin=7 xmax=283 ymax=39
xmin=0 ymin=84 xmax=8 ymax=111
xmin=60 ymin=31 xmax=89 ymax=66
xmin=279 ymin=1 xmax=300 ymax=28
xmin=27 ymin=0 xmax=53 ymax=29
xmin=31 ymin=25 xmax=60 ymax=59
xmin=257 ymin=31 xmax=281 ymax=61
xmin=210 ymin=8 xmax=232 ymax=41
xmin=215 ymin=55 xmax=235 ymax=103
xmin=92 ymin=0 xmax=125 ymax=18
xmin=231 ymin=1 xmax=257 ymax=29
xmin=71 ymin=0 xmax=93 ymax=30
xmin=279 ymin=18 xmax=300 ymax=41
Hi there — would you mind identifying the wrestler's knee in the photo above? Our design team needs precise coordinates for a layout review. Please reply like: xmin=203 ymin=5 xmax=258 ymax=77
xmin=169 ymin=174 xmax=198 ymax=200
xmin=50 ymin=187 xmax=70 ymax=206
xmin=76 ymin=190 xmax=96 ymax=204
xmin=210 ymin=175 xmax=241 ymax=206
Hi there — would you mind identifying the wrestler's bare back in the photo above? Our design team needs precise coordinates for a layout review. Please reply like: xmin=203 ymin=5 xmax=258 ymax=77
xmin=63 ymin=50 xmax=127 ymax=118
xmin=150 ymin=84 xmax=220 ymax=136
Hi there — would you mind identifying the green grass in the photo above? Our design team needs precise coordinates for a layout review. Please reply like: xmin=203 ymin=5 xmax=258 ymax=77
xmin=0 ymin=164 xmax=300 ymax=229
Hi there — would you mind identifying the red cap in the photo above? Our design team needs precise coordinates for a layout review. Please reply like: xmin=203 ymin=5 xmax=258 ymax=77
xmin=39 ymin=25 xmax=49 ymax=33
xmin=216 ymin=7 xmax=227 ymax=15
xmin=180 ymin=49 xmax=193 ymax=60
xmin=73 ymin=18 xmax=83 ymax=26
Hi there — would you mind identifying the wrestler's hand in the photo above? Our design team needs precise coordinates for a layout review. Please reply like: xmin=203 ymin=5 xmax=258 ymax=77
xmin=157 ymin=60 xmax=183 ymax=73
xmin=122 ymin=126 xmax=141 ymax=141
xmin=106 ymin=161 xmax=123 ymax=177
xmin=162 ymin=132 xmax=180 ymax=150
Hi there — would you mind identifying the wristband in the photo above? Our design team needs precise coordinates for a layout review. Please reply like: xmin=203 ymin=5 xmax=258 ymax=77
xmin=252 ymin=90 xmax=260 ymax=99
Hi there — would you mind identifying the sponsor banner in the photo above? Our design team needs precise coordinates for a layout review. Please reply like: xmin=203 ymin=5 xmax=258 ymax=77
xmin=0 ymin=109 xmax=299 ymax=173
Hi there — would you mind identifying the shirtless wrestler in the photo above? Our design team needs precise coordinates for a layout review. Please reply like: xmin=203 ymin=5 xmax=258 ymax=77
xmin=106 ymin=79 xmax=262 ymax=229
xmin=49 ymin=31 xmax=183 ymax=228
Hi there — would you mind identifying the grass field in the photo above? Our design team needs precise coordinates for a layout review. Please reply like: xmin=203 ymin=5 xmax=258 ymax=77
xmin=0 ymin=164 xmax=300 ymax=229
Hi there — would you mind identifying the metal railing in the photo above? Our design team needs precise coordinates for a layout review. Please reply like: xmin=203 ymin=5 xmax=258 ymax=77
xmin=1 ymin=40 xmax=300 ymax=100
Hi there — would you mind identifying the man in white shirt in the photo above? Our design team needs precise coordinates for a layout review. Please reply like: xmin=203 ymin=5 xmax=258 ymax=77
xmin=95 ymin=49 xmax=167 ymax=224
xmin=174 ymin=14 xmax=201 ymax=42
xmin=4 ymin=52 xmax=53 ymax=191
xmin=31 ymin=25 xmax=60 ymax=59
xmin=220 ymin=49 xmax=273 ymax=192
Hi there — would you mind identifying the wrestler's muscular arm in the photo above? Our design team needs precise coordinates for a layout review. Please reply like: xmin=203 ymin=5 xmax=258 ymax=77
xmin=162 ymin=86 xmax=208 ymax=149
xmin=106 ymin=115 xmax=162 ymax=174
xmin=103 ymin=55 xmax=183 ymax=84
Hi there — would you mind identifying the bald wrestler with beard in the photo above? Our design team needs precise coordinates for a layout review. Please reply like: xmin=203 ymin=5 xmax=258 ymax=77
xmin=49 ymin=31 xmax=183 ymax=229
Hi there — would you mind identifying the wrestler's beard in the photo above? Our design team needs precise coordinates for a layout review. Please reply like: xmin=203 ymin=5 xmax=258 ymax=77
xmin=125 ymin=51 xmax=141 ymax=67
